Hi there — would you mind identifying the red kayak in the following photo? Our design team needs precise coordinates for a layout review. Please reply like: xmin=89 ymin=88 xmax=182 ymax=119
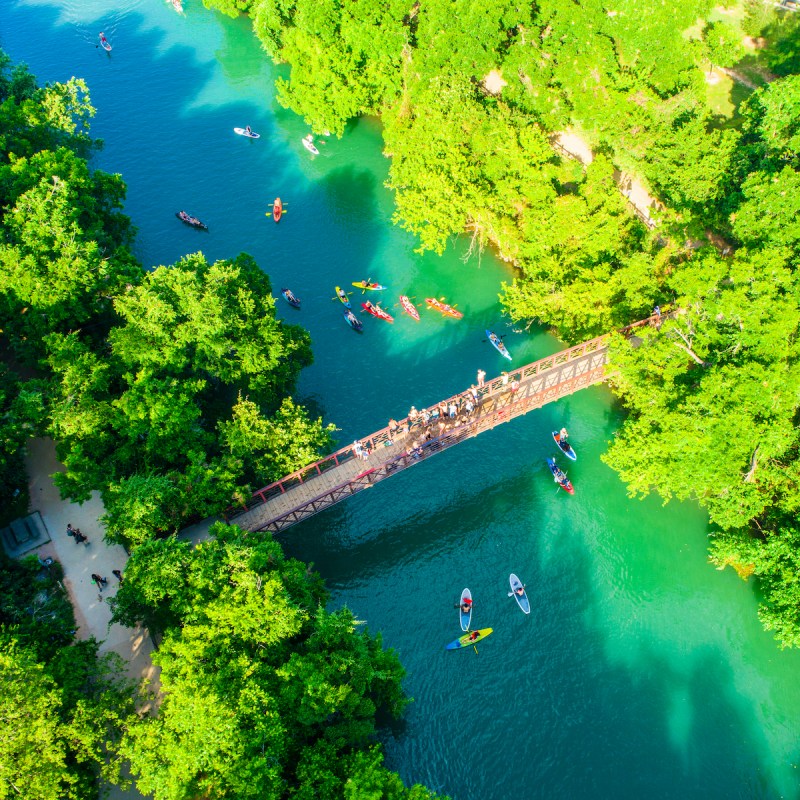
xmin=399 ymin=295 xmax=419 ymax=321
xmin=425 ymin=297 xmax=463 ymax=319
xmin=361 ymin=301 xmax=394 ymax=322
xmin=272 ymin=197 xmax=283 ymax=223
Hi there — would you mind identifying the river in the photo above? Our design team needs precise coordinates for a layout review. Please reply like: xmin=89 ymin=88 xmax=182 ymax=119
xmin=2 ymin=2 xmax=799 ymax=797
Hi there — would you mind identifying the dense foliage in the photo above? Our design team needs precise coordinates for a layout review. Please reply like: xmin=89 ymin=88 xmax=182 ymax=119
xmin=111 ymin=525 xmax=441 ymax=799
xmin=0 ymin=51 xmax=435 ymax=799
xmin=0 ymin=54 xmax=334 ymax=539
xmin=204 ymin=0 xmax=800 ymax=644
xmin=0 ymin=553 xmax=133 ymax=799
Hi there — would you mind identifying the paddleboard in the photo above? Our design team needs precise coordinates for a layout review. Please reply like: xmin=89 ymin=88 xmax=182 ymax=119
xmin=445 ymin=627 xmax=493 ymax=650
xmin=302 ymin=135 xmax=319 ymax=155
xmin=486 ymin=329 xmax=512 ymax=360
xmin=335 ymin=286 xmax=351 ymax=308
xmin=234 ymin=127 xmax=260 ymax=139
xmin=98 ymin=34 xmax=112 ymax=51
xmin=459 ymin=588 xmax=472 ymax=632
xmin=509 ymin=574 xmax=530 ymax=615
xmin=552 ymin=430 xmax=577 ymax=461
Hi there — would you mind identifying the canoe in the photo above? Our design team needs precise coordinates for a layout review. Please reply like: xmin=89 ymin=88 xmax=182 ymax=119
xmin=352 ymin=281 xmax=387 ymax=291
xmin=399 ymin=295 xmax=419 ymax=321
xmin=302 ymin=135 xmax=319 ymax=155
xmin=546 ymin=457 xmax=574 ymax=495
xmin=234 ymin=127 xmax=260 ymax=139
xmin=552 ymin=431 xmax=577 ymax=461
xmin=459 ymin=588 xmax=472 ymax=632
xmin=175 ymin=211 xmax=208 ymax=230
xmin=426 ymin=297 xmax=463 ymax=319
xmin=486 ymin=329 xmax=512 ymax=360
xmin=343 ymin=308 xmax=363 ymax=331
xmin=281 ymin=288 xmax=300 ymax=309
xmin=272 ymin=197 xmax=283 ymax=223
xmin=445 ymin=627 xmax=493 ymax=650
xmin=335 ymin=286 xmax=351 ymax=308
xmin=98 ymin=34 xmax=112 ymax=51
xmin=509 ymin=574 xmax=530 ymax=615
xmin=361 ymin=302 xmax=393 ymax=323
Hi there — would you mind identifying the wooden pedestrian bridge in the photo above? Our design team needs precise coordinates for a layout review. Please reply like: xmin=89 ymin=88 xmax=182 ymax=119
xmin=227 ymin=315 xmax=661 ymax=533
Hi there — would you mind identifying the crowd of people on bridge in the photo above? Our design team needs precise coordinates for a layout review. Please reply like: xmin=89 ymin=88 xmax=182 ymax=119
xmin=353 ymin=368 xmax=525 ymax=462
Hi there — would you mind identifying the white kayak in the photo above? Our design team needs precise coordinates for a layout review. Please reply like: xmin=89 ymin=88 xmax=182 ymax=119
xmin=509 ymin=573 xmax=530 ymax=615
xmin=234 ymin=127 xmax=260 ymax=139
xmin=302 ymin=135 xmax=319 ymax=155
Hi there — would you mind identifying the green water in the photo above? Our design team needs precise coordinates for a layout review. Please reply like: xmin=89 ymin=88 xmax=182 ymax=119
xmin=2 ymin=2 xmax=800 ymax=797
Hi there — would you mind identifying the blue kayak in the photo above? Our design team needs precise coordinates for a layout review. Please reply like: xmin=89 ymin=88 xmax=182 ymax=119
xmin=486 ymin=329 xmax=512 ymax=360
xmin=343 ymin=308 xmax=363 ymax=331
xmin=552 ymin=431 xmax=577 ymax=461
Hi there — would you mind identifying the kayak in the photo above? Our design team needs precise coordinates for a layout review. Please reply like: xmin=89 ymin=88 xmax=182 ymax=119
xmin=399 ymin=295 xmax=419 ymax=321
xmin=445 ymin=627 xmax=493 ymax=650
xmin=459 ymin=588 xmax=472 ymax=632
xmin=552 ymin=430 xmax=577 ymax=461
xmin=352 ymin=281 xmax=387 ymax=291
xmin=281 ymin=288 xmax=300 ymax=309
xmin=509 ymin=574 xmax=530 ymax=615
xmin=234 ymin=127 xmax=260 ymax=139
xmin=98 ymin=33 xmax=112 ymax=51
xmin=168 ymin=0 xmax=183 ymax=11
xmin=426 ymin=297 xmax=463 ymax=319
xmin=175 ymin=211 xmax=208 ymax=230
xmin=361 ymin=302 xmax=393 ymax=322
xmin=302 ymin=135 xmax=319 ymax=155
xmin=343 ymin=308 xmax=363 ymax=331
xmin=546 ymin=457 xmax=574 ymax=495
xmin=486 ymin=329 xmax=512 ymax=360
xmin=271 ymin=197 xmax=283 ymax=223
xmin=335 ymin=286 xmax=351 ymax=308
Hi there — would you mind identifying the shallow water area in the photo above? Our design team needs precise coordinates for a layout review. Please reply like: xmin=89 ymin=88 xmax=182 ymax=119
xmin=3 ymin=2 xmax=800 ymax=798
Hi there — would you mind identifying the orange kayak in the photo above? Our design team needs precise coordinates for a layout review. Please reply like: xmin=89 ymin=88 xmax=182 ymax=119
xmin=425 ymin=297 xmax=463 ymax=319
xmin=272 ymin=197 xmax=282 ymax=223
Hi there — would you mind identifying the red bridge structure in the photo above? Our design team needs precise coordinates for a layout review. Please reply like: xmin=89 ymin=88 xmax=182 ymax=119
xmin=227 ymin=315 xmax=661 ymax=533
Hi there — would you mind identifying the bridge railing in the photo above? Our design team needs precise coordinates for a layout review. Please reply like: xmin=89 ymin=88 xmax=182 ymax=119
xmin=231 ymin=313 xmax=664 ymax=516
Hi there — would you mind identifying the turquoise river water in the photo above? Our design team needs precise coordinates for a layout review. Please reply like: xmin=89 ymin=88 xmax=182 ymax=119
xmin=2 ymin=2 xmax=800 ymax=797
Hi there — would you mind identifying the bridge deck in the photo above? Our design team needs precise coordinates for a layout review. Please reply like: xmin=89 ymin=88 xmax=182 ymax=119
xmin=227 ymin=317 xmax=661 ymax=533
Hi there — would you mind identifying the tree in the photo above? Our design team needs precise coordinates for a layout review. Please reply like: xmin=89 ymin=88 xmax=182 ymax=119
xmin=116 ymin=526 xmax=444 ymax=799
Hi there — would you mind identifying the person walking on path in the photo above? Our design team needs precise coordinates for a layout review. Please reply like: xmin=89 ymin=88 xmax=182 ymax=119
xmin=112 ymin=569 xmax=123 ymax=582
xmin=66 ymin=523 xmax=77 ymax=538
xmin=91 ymin=573 xmax=108 ymax=589
xmin=477 ymin=369 xmax=486 ymax=388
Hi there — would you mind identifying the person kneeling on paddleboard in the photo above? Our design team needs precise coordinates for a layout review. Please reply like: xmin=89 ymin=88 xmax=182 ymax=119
xmin=559 ymin=427 xmax=568 ymax=443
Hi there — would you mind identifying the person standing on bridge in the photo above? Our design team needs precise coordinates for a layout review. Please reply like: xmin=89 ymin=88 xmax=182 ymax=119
xmin=477 ymin=369 xmax=486 ymax=387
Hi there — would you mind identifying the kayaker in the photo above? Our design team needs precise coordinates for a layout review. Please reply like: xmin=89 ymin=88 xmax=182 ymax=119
xmin=468 ymin=631 xmax=480 ymax=641
xmin=515 ymin=585 xmax=525 ymax=596
xmin=459 ymin=597 xmax=472 ymax=613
